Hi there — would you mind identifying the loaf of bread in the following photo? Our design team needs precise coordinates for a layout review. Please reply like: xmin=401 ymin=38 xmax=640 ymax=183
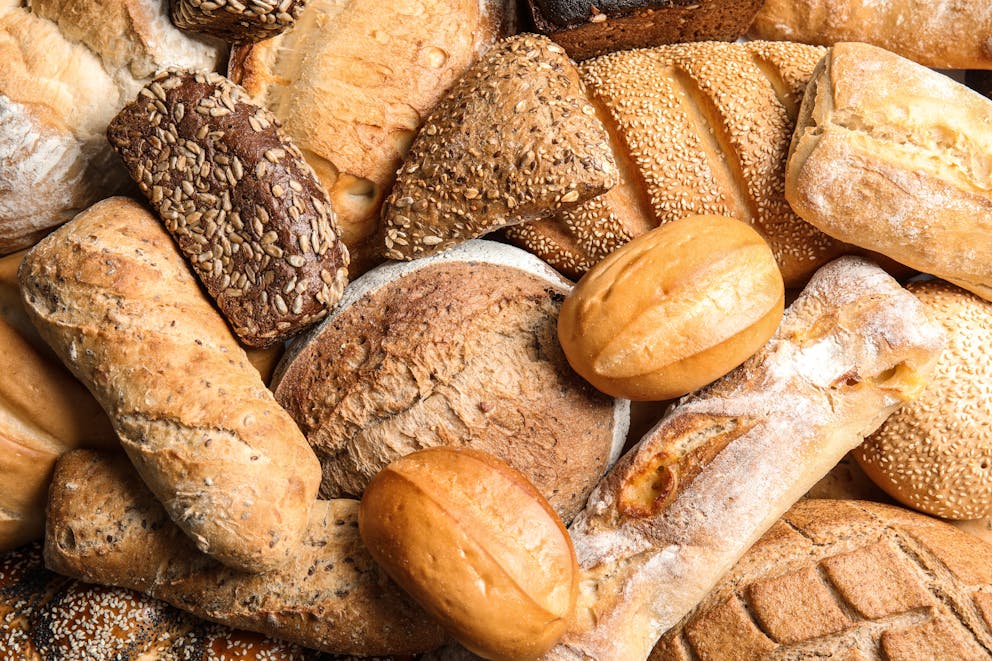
xmin=504 ymin=40 xmax=848 ymax=286
xmin=652 ymin=499 xmax=992 ymax=659
xmin=229 ymin=0 xmax=514 ymax=274
xmin=546 ymin=257 xmax=944 ymax=659
xmin=272 ymin=239 xmax=629 ymax=524
xmin=525 ymin=0 xmax=765 ymax=60
xmin=172 ymin=0 xmax=306 ymax=42
xmin=44 ymin=450 xmax=445 ymax=656
xmin=787 ymin=42 xmax=992 ymax=301
xmin=108 ymin=70 xmax=350 ymax=348
xmin=19 ymin=197 xmax=321 ymax=573
xmin=750 ymin=0 xmax=992 ymax=70
xmin=378 ymin=34 xmax=617 ymax=262
xmin=0 ymin=542 xmax=350 ymax=660
xmin=0 ymin=0 xmax=224 ymax=253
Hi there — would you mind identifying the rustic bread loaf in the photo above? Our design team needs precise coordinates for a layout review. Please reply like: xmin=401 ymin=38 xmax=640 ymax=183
xmin=787 ymin=42 xmax=992 ymax=301
xmin=750 ymin=0 xmax=992 ymax=70
xmin=19 ymin=197 xmax=321 ymax=573
xmin=172 ymin=0 xmax=306 ymax=42
xmin=652 ymin=499 xmax=992 ymax=659
xmin=544 ymin=257 xmax=944 ymax=660
xmin=505 ymin=40 xmax=847 ymax=286
xmin=229 ymin=0 xmax=514 ymax=274
xmin=44 ymin=450 xmax=445 ymax=656
xmin=0 ymin=0 xmax=224 ymax=254
xmin=108 ymin=70 xmax=350 ymax=348
xmin=525 ymin=0 xmax=765 ymax=60
xmin=272 ymin=239 xmax=629 ymax=524
xmin=379 ymin=34 xmax=617 ymax=262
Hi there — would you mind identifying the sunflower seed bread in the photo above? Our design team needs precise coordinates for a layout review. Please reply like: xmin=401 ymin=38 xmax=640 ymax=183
xmin=171 ymin=0 xmax=307 ymax=43
xmin=107 ymin=69 xmax=349 ymax=348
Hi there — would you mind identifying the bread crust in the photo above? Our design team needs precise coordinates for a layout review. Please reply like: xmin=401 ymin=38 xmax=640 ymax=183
xmin=19 ymin=197 xmax=321 ymax=572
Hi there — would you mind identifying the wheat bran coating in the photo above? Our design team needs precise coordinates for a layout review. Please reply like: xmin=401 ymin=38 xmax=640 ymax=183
xmin=171 ymin=0 xmax=307 ymax=43
xmin=108 ymin=69 xmax=349 ymax=348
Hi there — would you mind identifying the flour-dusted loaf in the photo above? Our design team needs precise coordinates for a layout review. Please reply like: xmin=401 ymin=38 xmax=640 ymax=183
xmin=108 ymin=70 xmax=350 ymax=348
xmin=787 ymin=43 xmax=992 ymax=301
xmin=379 ymin=34 xmax=617 ymax=262
xmin=172 ymin=0 xmax=307 ymax=42
xmin=0 ymin=0 xmax=224 ymax=253
xmin=19 ymin=197 xmax=321 ymax=573
xmin=750 ymin=0 xmax=992 ymax=70
xmin=229 ymin=0 xmax=514 ymax=274
xmin=652 ymin=499 xmax=992 ymax=659
xmin=506 ymin=40 xmax=846 ymax=286
xmin=273 ymin=240 xmax=629 ymax=524
xmin=542 ymin=257 xmax=944 ymax=659
xmin=44 ymin=450 xmax=445 ymax=656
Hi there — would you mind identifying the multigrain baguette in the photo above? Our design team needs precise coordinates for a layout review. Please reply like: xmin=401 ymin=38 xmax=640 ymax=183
xmin=18 ymin=197 xmax=321 ymax=573
xmin=44 ymin=450 xmax=445 ymax=656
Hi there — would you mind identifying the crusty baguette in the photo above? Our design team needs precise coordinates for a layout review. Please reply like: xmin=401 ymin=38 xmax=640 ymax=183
xmin=18 ymin=197 xmax=321 ymax=573
xmin=749 ymin=0 xmax=992 ymax=70
xmin=544 ymin=256 xmax=944 ymax=659
xmin=786 ymin=42 xmax=992 ymax=302
xmin=44 ymin=450 xmax=445 ymax=656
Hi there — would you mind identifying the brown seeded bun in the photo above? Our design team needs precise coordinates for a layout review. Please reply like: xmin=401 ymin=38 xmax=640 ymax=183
xmin=652 ymin=499 xmax=992 ymax=659
xmin=359 ymin=447 xmax=578 ymax=661
xmin=272 ymin=240 xmax=629 ymax=524
xmin=854 ymin=280 xmax=992 ymax=520
xmin=558 ymin=215 xmax=784 ymax=401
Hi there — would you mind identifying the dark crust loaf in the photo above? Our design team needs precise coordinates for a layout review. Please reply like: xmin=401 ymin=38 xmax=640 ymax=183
xmin=652 ymin=499 xmax=992 ymax=660
xmin=171 ymin=0 xmax=308 ymax=43
xmin=44 ymin=451 xmax=446 ymax=657
xmin=107 ymin=69 xmax=349 ymax=348
xmin=273 ymin=257 xmax=620 ymax=524
xmin=526 ymin=0 xmax=765 ymax=60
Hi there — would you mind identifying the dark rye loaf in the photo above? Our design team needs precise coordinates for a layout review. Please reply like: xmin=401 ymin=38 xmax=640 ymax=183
xmin=171 ymin=0 xmax=308 ymax=43
xmin=108 ymin=69 xmax=349 ymax=348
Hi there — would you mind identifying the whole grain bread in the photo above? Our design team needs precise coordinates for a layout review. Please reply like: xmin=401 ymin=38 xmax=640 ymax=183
xmin=44 ymin=450 xmax=445 ymax=656
xmin=19 ymin=197 xmax=321 ymax=573
xmin=273 ymin=240 xmax=629 ymax=524
xmin=652 ymin=499 xmax=992 ymax=659
xmin=171 ymin=0 xmax=307 ymax=42
xmin=108 ymin=70 xmax=350 ymax=348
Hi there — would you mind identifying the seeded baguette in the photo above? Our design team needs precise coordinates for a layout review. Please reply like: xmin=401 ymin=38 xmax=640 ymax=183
xmin=171 ymin=0 xmax=306 ymax=42
xmin=18 ymin=197 xmax=321 ymax=573
xmin=43 ymin=450 xmax=446 ymax=656
xmin=107 ymin=69 xmax=349 ymax=348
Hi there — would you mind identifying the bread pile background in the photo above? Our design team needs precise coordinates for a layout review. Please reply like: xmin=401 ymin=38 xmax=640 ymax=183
xmin=2 ymin=0 xmax=992 ymax=659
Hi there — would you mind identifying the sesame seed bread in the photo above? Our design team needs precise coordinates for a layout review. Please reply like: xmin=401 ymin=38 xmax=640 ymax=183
xmin=108 ymin=70 xmax=350 ymax=348
xmin=18 ymin=197 xmax=321 ymax=573
xmin=171 ymin=0 xmax=306 ymax=42
xmin=787 ymin=42 xmax=992 ymax=302
xmin=44 ymin=450 xmax=445 ymax=656
xmin=505 ymin=40 xmax=848 ymax=287
xmin=652 ymin=499 xmax=992 ymax=659
xmin=525 ymin=0 xmax=765 ymax=60
xmin=749 ymin=0 xmax=992 ymax=70
xmin=854 ymin=281 xmax=992 ymax=520
xmin=379 ymin=33 xmax=618 ymax=262
xmin=272 ymin=239 xmax=629 ymax=524
xmin=228 ymin=0 xmax=515 ymax=275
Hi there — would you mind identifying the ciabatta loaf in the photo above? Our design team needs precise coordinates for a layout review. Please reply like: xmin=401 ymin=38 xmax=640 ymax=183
xmin=19 ymin=197 xmax=320 ymax=573
xmin=44 ymin=451 xmax=445 ymax=656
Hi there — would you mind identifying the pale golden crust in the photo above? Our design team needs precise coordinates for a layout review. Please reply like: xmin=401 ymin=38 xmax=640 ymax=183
xmin=750 ymin=0 xmax=992 ymax=70
xmin=855 ymin=281 xmax=992 ymax=520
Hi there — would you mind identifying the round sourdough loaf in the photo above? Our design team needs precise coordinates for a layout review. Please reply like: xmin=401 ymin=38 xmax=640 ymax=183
xmin=272 ymin=240 xmax=629 ymax=523
xmin=652 ymin=499 xmax=992 ymax=660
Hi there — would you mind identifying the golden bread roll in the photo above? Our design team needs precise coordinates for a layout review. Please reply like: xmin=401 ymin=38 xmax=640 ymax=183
xmin=558 ymin=215 xmax=784 ymax=401
xmin=19 ymin=197 xmax=321 ymax=573
xmin=360 ymin=447 xmax=578 ymax=661
xmin=787 ymin=42 xmax=992 ymax=302
xmin=855 ymin=280 xmax=992 ymax=520
xmin=750 ymin=0 xmax=992 ymax=70
xmin=505 ymin=40 xmax=847 ymax=286
xmin=652 ymin=499 xmax=992 ymax=659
